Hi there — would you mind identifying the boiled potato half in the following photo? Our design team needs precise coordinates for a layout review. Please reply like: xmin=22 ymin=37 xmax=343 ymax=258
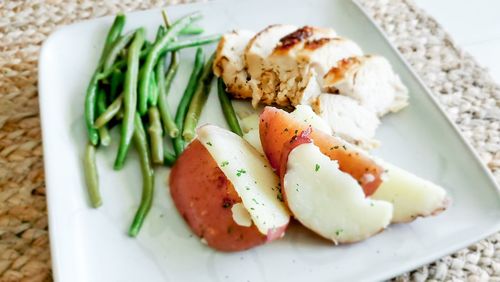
xmin=170 ymin=125 xmax=290 ymax=251
xmin=259 ymin=106 xmax=384 ymax=195
xmin=280 ymin=134 xmax=393 ymax=244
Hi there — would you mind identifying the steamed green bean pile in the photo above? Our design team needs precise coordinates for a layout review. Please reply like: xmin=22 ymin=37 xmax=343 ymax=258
xmin=82 ymin=10 xmax=225 ymax=237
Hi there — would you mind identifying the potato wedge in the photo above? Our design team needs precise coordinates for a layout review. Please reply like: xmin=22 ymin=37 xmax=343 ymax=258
xmin=259 ymin=106 xmax=383 ymax=195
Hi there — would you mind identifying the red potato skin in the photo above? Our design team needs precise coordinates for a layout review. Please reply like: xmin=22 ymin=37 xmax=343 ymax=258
xmin=260 ymin=106 xmax=383 ymax=196
xmin=278 ymin=129 xmax=313 ymax=205
xmin=169 ymin=140 xmax=266 ymax=252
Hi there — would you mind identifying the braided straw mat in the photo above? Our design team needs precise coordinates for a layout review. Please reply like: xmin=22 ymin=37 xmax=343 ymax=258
xmin=0 ymin=0 xmax=499 ymax=281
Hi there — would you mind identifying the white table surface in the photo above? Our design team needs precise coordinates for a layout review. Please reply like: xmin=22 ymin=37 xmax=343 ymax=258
xmin=416 ymin=0 xmax=500 ymax=84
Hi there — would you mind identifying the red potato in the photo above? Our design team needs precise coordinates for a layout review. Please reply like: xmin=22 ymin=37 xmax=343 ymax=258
xmin=259 ymin=106 xmax=383 ymax=196
xmin=278 ymin=132 xmax=393 ymax=244
xmin=278 ymin=129 xmax=313 ymax=205
xmin=170 ymin=140 xmax=266 ymax=251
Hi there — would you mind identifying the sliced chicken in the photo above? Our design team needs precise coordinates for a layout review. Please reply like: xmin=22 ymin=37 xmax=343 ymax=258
xmin=267 ymin=26 xmax=337 ymax=106
xmin=213 ymin=30 xmax=255 ymax=99
xmin=269 ymin=36 xmax=363 ymax=107
xmin=313 ymin=94 xmax=380 ymax=149
xmin=323 ymin=55 xmax=409 ymax=116
xmin=244 ymin=24 xmax=298 ymax=106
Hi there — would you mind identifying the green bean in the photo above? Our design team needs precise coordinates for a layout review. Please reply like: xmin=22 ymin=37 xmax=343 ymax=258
xmin=103 ymin=14 xmax=126 ymax=58
xmin=128 ymin=113 xmax=154 ymax=237
xmin=161 ymin=34 xmax=221 ymax=53
xmin=148 ymin=73 xmax=159 ymax=106
xmin=84 ymin=14 xmax=125 ymax=145
xmin=96 ymin=88 xmax=107 ymax=114
xmin=182 ymin=53 xmax=215 ymax=141
xmin=114 ymin=28 xmax=145 ymax=170
xmin=217 ymin=78 xmax=243 ymax=136
xmin=109 ymin=70 xmax=124 ymax=102
xmin=99 ymin=33 xmax=216 ymax=80
xmin=102 ymin=31 xmax=135 ymax=71
xmin=84 ymin=73 xmax=101 ymax=145
xmin=96 ymin=88 xmax=111 ymax=146
xmin=157 ymin=54 xmax=179 ymax=138
xmin=98 ymin=127 xmax=111 ymax=146
xmin=138 ymin=12 xmax=202 ymax=115
xmin=84 ymin=143 xmax=102 ymax=208
xmin=147 ymin=26 xmax=165 ymax=107
xmin=179 ymin=25 xmax=204 ymax=35
xmin=147 ymin=107 xmax=164 ymax=164
xmin=95 ymin=94 xmax=123 ymax=128
xmin=157 ymin=10 xmax=180 ymax=138
xmin=164 ymin=151 xmax=177 ymax=167
xmin=173 ymin=48 xmax=205 ymax=155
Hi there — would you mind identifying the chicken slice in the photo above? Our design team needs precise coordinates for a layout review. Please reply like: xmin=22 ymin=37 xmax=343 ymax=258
xmin=244 ymin=24 xmax=298 ymax=106
xmin=269 ymin=37 xmax=363 ymax=107
xmin=313 ymin=94 xmax=380 ymax=149
xmin=323 ymin=55 xmax=409 ymax=116
xmin=268 ymin=26 xmax=337 ymax=106
xmin=213 ymin=30 xmax=255 ymax=99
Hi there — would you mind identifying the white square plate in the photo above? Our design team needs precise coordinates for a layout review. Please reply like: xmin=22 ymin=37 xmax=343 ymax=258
xmin=39 ymin=0 xmax=500 ymax=281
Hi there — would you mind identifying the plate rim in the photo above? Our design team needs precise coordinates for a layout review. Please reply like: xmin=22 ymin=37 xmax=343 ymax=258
xmin=37 ymin=0 xmax=500 ymax=281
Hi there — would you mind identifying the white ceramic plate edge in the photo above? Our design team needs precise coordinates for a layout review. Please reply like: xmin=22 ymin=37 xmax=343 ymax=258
xmin=351 ymin=0 xmax=500 ymax=279
xmin=37 ymin=1 xmax=500 ymax=281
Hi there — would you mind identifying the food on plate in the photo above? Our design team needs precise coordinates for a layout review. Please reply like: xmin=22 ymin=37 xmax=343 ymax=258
xmin=322 ymin=55 xmax=408 ymax=116
xmin=312 ymin=94 xmax=380 ymax=147
xmin=80 ymin=12 xmax=448 ymax=247
xmin=214 ymin=25 xmax=408 ymax=149
xmin=213 ymin=30 xmax=255 ymax=99
xmin=280 ymin=134 xmax=393 ymax=243
xmin=371 ymin=161 xmax=449 ymax=223
xmin=170 ymin=125 xmax=290 ymax=251
xmin=217 ymin=78 xmax=243 ymax=136
xmin=81 ymin=10 xmax=221 ymax=237
xmin=172 ymin=47 xmax=205 ymax=155
xmin=182 ymin=53 xmax=216 ymax=141
xmin=259 ymin=106 xmax=384 ymax=195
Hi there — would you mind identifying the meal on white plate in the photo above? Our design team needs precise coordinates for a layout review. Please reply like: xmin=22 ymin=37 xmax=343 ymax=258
xmin=81 ymin=10 xmax=449 ymax=251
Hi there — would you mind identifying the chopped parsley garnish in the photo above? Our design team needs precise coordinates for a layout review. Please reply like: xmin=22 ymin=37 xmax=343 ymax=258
xmin=221 ymin=161 xmax=229 ymax=167
xmin=206 ymin=142 xmax=213 ymax=146
xmin=236 ymin=169 xmax=246 ymax=177
xmin=315 ymin=164 xmax=320 ymax=172
xmin=335 ymin=229 xmax=344 ymax=236
xmin=342 ymin=145 xmax=347 ymax=150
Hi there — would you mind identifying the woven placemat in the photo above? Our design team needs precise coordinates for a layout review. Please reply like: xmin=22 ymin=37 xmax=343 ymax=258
xmin=0 ymin=0 xmax=498 ymax=281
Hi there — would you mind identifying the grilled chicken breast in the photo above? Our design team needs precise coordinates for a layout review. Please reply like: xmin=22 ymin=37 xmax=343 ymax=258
xmin=313 ymin=94 xmax=380 ymax=149
xmin=213 ymin=30 xmax=255 ymax=100
xmin=323 ymin=55 xmax=409 ymax=116
xmin=244 ymin=24 xmax=298 ymax=106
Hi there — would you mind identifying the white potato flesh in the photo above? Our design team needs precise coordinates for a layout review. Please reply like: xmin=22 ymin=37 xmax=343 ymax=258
xmin=243 ymin=129 xmax=264 ymax=154
xmin=371 ymin=161 xmax=448 ymax=223
xmin=240 ymin=113 xmax=259 ymax=133
xmin=284 ymin=143 xmax=393 ymax=244
xmin=323 ymin=55 xmax=408 ymax=116
xmin=198 ymin=125 xmax=290 ymax=235
xmin=231 ymin=203 xmax=252 ymax=227
xmin=315 ymin=94 xmax=380 ymax=149
xmin=289 ymin=105 xmax=332 ymax=134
